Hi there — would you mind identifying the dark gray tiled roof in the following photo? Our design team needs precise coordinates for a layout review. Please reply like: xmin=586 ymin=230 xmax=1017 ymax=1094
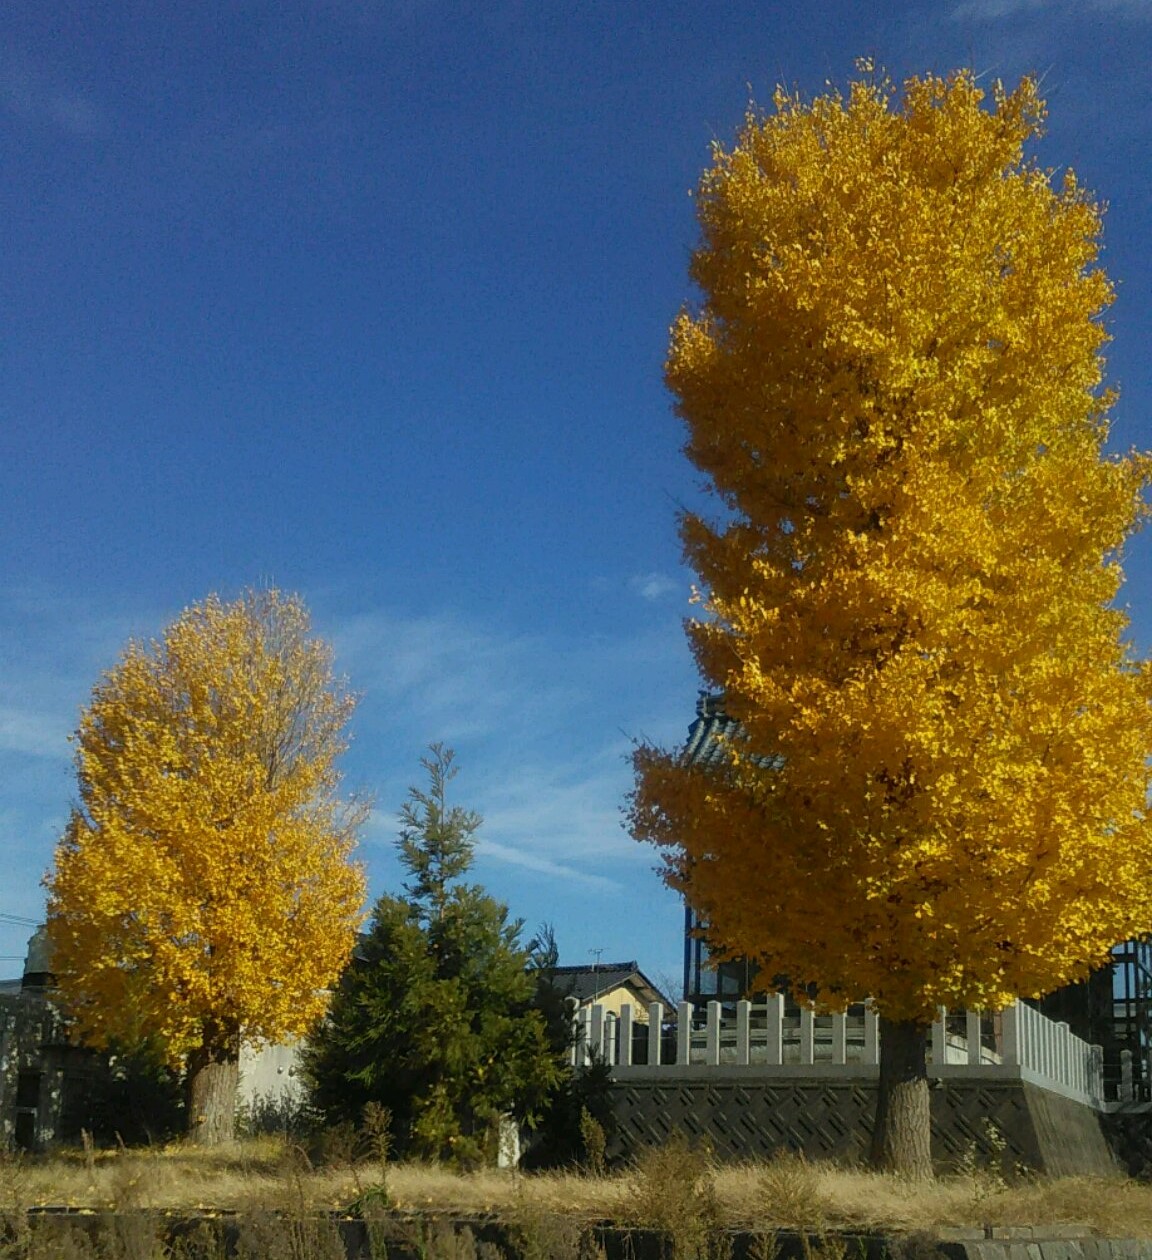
xmin=683 ymin=692 xmax=782 ymax=772
xmin=550 ymin=962 xmax=674 ymax=1009
xmin=683 ymin=692 xmax=742 ymax=769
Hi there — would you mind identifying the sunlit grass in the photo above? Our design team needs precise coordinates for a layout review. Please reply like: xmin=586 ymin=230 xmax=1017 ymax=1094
xmin=0 ymin=1140 xmax=1148 ymax=1237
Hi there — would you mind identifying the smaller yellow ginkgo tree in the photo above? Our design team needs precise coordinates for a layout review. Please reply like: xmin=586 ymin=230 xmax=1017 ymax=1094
xmin=45 ymin=588 xmax=367 ymax=1144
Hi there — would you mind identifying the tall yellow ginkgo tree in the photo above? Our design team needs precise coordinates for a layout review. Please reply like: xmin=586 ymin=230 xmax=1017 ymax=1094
xmin=630 ymin=68 xmax=1152 ymax=1178
xmin=46 ymin=589 xmax=367 ymax=1144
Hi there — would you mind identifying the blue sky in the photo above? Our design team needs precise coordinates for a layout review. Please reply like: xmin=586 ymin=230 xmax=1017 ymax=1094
xmin=3 ymin=0 xmax=1152 ymax=992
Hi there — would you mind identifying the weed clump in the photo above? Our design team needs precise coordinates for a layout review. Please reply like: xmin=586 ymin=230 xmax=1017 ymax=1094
xmin=757 ymin=1152 xmax=832 ymax=1231
xmin=579 ymin=1108 xmax=607 ymax=1178
xmin=629 ymin=1132 xmax=724 ymax=1260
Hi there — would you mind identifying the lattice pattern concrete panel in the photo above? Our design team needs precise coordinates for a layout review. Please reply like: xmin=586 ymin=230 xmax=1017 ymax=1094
xmin=610 ymin=1079 xmax=875 ymax=1163
xmin=607 ymin=1078 xmax=1117 ymax=1175
xmin=933 ymin=1083 xmax=1036 ymax=1169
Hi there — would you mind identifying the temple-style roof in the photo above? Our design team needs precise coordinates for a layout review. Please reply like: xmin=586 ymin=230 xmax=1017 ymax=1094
xmin=683 ymin=692 xmax=782 ymax=772
xmin=683 ymin=692 xmax=740 ymax=769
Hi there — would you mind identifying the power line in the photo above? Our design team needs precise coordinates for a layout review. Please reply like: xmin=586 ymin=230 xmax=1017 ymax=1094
xmin=0 ymin=913 xmax=39 ymax=927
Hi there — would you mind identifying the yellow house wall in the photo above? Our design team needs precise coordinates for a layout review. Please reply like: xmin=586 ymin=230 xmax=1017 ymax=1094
xmin=586 ymin=984 xmax=653 ymax=1024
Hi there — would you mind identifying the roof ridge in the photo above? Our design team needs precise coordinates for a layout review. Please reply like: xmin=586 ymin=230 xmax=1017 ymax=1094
xmin=552 ymin=961 xmax=638 ymax=974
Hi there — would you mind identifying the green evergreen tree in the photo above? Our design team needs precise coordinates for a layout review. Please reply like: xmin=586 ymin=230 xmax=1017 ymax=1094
xmin=305 ymin=745 xmax=562 ymax=1165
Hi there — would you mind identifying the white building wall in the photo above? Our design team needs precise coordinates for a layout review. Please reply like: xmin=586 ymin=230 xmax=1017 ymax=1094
xmin=238 ymin=1040 xmax=305 ymax=1110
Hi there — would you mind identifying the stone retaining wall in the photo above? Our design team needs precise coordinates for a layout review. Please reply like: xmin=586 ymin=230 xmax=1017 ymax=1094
xmin=8 ymin=1214 xmax=1152 ymax=1260
xmin=916 ymin=1231 xmax=1152 ymax=1260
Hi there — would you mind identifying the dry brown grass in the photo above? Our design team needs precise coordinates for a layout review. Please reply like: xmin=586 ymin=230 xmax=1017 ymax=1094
xmin=712 ymin=1160 xmax=1152 ymax=1237
xmin=1 ymin=1140 xmax=1150 ymax=1237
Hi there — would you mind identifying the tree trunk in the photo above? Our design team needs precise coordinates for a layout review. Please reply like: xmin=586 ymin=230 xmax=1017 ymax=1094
xmin=186 ymin=1036 xmax=240 ymax=1146
xmin=869 ymin=1016 xmax=932 ymax=1179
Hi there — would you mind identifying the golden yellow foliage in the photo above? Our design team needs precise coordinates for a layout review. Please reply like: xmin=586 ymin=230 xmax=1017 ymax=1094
xmin=45 ymin=589 xmax=367 ymax=1061
xmin=632 ymin=70 xmax=1152 ymax=1023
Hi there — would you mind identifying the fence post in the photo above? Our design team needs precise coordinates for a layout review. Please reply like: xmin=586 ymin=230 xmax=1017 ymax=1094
xmin=831 ymin=1011 xmax=847 ymax=1065
xmin=931 ymin=1007 xmax=947 ymax=1067
xmin=706 ymin=1001 xmax=722 ymax=1066
xmin=648 ymin=1002 xmax=664 ymax=1067
xmin=1040 ymin=1011 xmax=1054 ymax=1081
xmin=1000 ymin=1002 xmax=1021 ymax=1067
xmin=800 ymin=1007 xmax=815 ymax=1066
xmin=590 ymin=1004 xmax=605 ymax=1065
xmin=572 ymin=1005 xmax=589 ymax=1067
xmin=1121 ymin=1049 xmax=1134 ymax=1102
xmin=677 ymin=1001 xmax=693 ymax=1066
xmin=619 ymin=1003 xmax=633 ymax=1067
xmin=966 ymin=1010 xmax=983 ymax=1066
xmin=1090 ymin=1044 xmax=1104 ymax=1102
xmin=766 ymin=993 xmax=784 ymax=1066
xmin=736 ymin=1000 xmax=751 ymax=1066
xmin=1057 ymin=1021 xmax=1071 ymax=1090
xmin=863 ymin=1002 xmax=879 ymax=1066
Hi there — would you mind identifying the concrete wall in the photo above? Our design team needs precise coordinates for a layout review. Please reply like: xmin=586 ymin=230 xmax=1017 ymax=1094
xmin=238 ymin=1040 xmax=305 ymax=1111
xmin=605 ymin=1076 xmax=1119 ymax=1176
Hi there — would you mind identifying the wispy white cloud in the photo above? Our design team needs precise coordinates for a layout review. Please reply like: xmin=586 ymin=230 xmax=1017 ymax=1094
xmin=477 ymin=841 xmax=621 ymax=893
xmin=0 ymin=52 xmax=109 ymax=138
xmin=0 ymin=708 xmax=69 ymax=760
xmin=327 ymin=601 xmax=695 ymax=912
xmin=628 ymin=572 xmax=681 ymax=602
xmin=952 ymin=0 xmax=1042 ymax=17
xmin=332 ymin=608 xmax=556 ymax=744
xmin=476 ymin=744 xmax=645 ymax=871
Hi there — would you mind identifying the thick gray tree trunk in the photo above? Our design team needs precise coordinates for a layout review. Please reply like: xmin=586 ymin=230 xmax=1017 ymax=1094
xmin=869 ymin=1016 xmax=933 ymax=1179
xmin=186 ymin=1033 xmax=240 ymax=1146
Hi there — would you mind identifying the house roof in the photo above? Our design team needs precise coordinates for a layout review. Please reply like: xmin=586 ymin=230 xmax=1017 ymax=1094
xmin=550 ymin=961 xmax=674 ymax=1009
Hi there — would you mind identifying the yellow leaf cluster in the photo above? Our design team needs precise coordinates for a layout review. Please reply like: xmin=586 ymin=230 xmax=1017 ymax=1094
xmin=45 ymin=589 xmax=367 ymax=1061
xmin=633 ymin=71 xmax=1152 ymax=1023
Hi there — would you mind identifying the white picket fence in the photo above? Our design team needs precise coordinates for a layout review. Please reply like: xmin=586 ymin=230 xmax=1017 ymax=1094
xmin=573 ymin=997 xmax=1105 ymax=1107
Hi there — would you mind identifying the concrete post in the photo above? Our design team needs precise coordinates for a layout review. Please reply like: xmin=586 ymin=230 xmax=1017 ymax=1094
xmin=677 ymin=1001 xmax=693 ymax=1065
xmin=1090 ymin=1044 xmax=1105 ymax=1102
xmin=1000 ymin=1001 xmax=1021 ymax=1067
xmin=619 ymin=1005 xmax=633 ymax=1067
xmin=799 ymin=1007 xmax=815 ymax=1065
xmin=736 ymin=1000 xmax=751 ymax=1066
xmin=647 ymin=1003 xmax=664 ymax=1067
xmin=706 ymin=1001 xmax=722 ymax=1066
xmin=966 ymin=1009 xmax=983 ymax=1066
xmin=863 ymin=1002 xmax=879 ymax=1066
xmin=931 ymin=1007 xmax=947 ymax=1066
xmin=831 ymin=1011 xmax=847 ymax=1065
xmin=765 ymin=993 xmax=784 ymax=1066
xmin=590 ymin=1004 xmax=605 ymax=1065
